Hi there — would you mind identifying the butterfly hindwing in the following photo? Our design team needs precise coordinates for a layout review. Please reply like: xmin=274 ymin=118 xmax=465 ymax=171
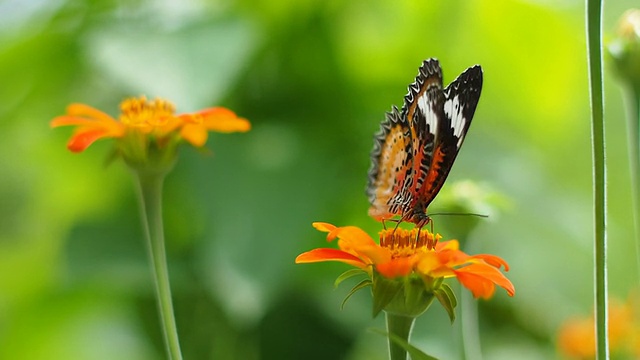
xmin=366 ymin=106 xmax=413 ymax=221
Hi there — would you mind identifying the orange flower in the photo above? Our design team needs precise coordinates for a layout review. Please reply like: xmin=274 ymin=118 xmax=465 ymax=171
xmin=179 ymin=107 xmax=251 ymax=147
xmin=296 ymin=222 xmax=515 ymax=300
xmin=558 ymin=298 xmax=640 ymax=359
xmin=50 ymin=103 xmax=126 ymax=153
xmin=51 ymin=96 xmax=250 ymax=153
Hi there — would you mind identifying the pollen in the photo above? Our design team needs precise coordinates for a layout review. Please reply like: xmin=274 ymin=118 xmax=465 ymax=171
xmin=119 ymin=96 xmax=176 ymax=127
xmin=379 ymin=228 xmax=438 ymax=257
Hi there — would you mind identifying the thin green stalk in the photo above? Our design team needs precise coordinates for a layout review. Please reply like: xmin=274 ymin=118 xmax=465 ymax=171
xmin=385 ymin=313 xmax=415 ymax=360
xmin=623 ymin=85 xmax=640 ymax=281
xmin=460 ymin=290 xmax=482 ymax=360
xmin=135 ymin=171 xmax=183 ymax=360
xmin=586 ymin=0 xmax=608 ymax=359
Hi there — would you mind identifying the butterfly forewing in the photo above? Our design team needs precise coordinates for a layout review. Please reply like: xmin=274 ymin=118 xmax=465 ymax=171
xmin=417 ymin=65 xmax=483 ymax=206
xmin=390 ymin=60 xmax=445 ymax=217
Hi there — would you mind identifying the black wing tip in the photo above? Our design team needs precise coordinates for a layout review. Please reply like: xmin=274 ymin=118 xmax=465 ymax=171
xmin=457 ymin=64 xmax=483 ymax=88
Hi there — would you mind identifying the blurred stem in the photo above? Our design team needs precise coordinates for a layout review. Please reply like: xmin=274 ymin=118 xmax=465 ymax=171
xmin=135 ymin=170 xmax=183 ymax=360
xmin=586 ymin=0 xmax=608 ymax=359
xmin=385 ymin=313 xmax=415 ymax=360
xmin=623 ymin=84 xmax=640 ymax=281
xmin=461 ymin=288 xmax=482 ymax=360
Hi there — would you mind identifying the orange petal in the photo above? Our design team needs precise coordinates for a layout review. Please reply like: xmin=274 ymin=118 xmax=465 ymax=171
xmin=311 ymin=223 xmax=387 ymax=263
xmin=295 ymin=248 xmax=367 ymax=269
xmin=435 ymin=248 xmax=472 ymax=268
xmin=50 ymin=116 xmax=124 ymax=137
xmin=146 ymin=115 xmax=184 ymax=138
xmin=200 ymin=107 xmax=251 ymax=133
xmin=376 ymin=257 xmax=414 ymax=278
xmin=180 ymin=123 xmax=208 ymax=147
xmin=329 ymin=226 xmax=377 ymax=247
xmin=66 ymin=103 xmax=118 ymax=124
xmin=417 ymin=252 xmax=452 ymax=277
xmin=473 ymin=254 xmax=510 ymax=271
xmin=344 ymin=243 xmax=391 ymax=265
xmin=312 ymin=222 xmax=338 ymax=237
xmin=455 ymin=263 xmax=515 ymax=298
xmin=436 ymin=240 xmax=460 ymax=251
xmin=67 ymin=128 xmax=111 ymax=153
xmin=51 ymin=116 xmax=99 ymax=128
xmin=457 ymin=271 xmax=496 ymax=299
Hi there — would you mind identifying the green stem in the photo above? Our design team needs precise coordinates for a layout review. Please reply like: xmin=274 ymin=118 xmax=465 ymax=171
xmin=135 ymin=171 xmax=183 ymax=360
xmin=624 ymin=85 xmax=640 ymax=281
xmin=385 ymin=312 xmax=415 ymax=360
xmin=586 ymin=0 xmax=608 ymax=359
xmin=460 ymin=290 xmax=482 ymax=360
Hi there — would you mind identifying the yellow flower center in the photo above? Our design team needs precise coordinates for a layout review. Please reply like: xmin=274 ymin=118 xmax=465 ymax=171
xmin=119 ymin=96 xmax=176 ymax=127
xmin=379 ymin=228 xmax=439 ymax=258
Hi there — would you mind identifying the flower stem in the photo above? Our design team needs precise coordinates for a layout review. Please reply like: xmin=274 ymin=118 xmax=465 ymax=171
xmin=586 ymin=0 xmax=609 ymax=359
xmin=135 ymin=170 xmax=183 ymax=360
xmin=461 ymin=290 xmax=482 ymax=360
xmin=385 ymin=312 xmax=415 ymax=360
xmin=623 ymin=84 xmax=640 ymax=281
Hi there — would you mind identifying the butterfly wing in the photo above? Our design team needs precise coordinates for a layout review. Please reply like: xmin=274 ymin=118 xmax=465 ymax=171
xmin=366 ymin=59 xmax=483 ymax=225
xmin=366 ymin=106 xmax=413 ymax=221
xmin=366 ymin=59 xmax=444 ymax=221
xmin=414 ymin=64 xmax=483 ymax=212
xmin=399 ymin=59 xmax=446 ymax=213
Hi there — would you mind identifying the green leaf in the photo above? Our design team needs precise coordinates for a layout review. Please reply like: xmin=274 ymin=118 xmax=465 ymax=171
xmin=372 ymin=273 xmax=403 ymax=318
xmin=334 ymin=268 xmax=367 ymax=288
xmin=434 ymin=283 xmax=457 ymax=324
xmin=341 ymin=279 xmax=372 ymax=310
xmin=369 ymin=328 xmax=439 ymax=360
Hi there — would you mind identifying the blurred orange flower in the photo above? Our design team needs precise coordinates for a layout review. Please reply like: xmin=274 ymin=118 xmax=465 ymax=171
xmin=51 ymin=96 xmax=250 ymax=153
xmin=296 ymin=222 xmax=515 ymax=300
xmin=558 ymin=297 xmax=640 ymax=359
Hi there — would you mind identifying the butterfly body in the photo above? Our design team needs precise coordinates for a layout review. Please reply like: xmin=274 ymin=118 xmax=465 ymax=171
xmin=366 ymin=59 xmax=483 ymax=227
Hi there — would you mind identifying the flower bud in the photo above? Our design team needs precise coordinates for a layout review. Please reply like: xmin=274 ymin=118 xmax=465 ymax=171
xmin=608 ymin=9 xmax=640 ymax=88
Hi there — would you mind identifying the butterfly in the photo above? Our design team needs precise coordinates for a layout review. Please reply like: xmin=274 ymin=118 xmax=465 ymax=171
xmin=366 ymin=58 xmax=483 ymax=228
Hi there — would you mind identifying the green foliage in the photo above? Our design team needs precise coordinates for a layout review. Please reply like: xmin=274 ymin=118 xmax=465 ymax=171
xmin=370 ymin=328 xmax=439 ymax=360
xmin=434 ymin=283 xmax=457 ymax=324
xmin=372 ymin=272 xmax=404 ymax=318
xmin=341 ymin=278 xmax=372 ymax=311
xmin=1 ymin=0 xmax=639 ymax=359
xmin=334 ymin=268 xmax=368 ymax=288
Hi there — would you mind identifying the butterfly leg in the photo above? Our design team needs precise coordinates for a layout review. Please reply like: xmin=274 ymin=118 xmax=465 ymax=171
xmin=391 ymin=212 xmax=412 ymax=233
xmin=413 ymin=214 xmax=433 ymax=244
xmin=392 ymin=219 xmax=402 ymax=233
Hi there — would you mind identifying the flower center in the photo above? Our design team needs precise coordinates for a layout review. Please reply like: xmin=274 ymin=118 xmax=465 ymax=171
xmin=119 ymin=96 xmax=176 ymax=127
xmin=379 ymin=228 xmax=438 ymax=258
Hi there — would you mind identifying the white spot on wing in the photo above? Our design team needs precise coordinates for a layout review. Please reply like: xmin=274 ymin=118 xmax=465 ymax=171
xmin=418 ymin=92 xmax=438 ymax=136
xmin=444 ymin=96 xmax=466 ymax=147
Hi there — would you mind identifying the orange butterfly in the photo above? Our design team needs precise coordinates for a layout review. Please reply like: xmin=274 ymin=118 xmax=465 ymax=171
xmin=366 ymin=59 xmax=483 ymax=228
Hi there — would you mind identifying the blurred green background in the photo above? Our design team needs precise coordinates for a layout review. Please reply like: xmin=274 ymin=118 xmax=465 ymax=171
xmin=1 ymin=0 xmax=638 ymax=359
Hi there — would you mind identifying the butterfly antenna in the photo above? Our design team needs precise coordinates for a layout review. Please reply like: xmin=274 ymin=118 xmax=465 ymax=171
xmin=428 ymin=212 xmax=489 ymax=218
